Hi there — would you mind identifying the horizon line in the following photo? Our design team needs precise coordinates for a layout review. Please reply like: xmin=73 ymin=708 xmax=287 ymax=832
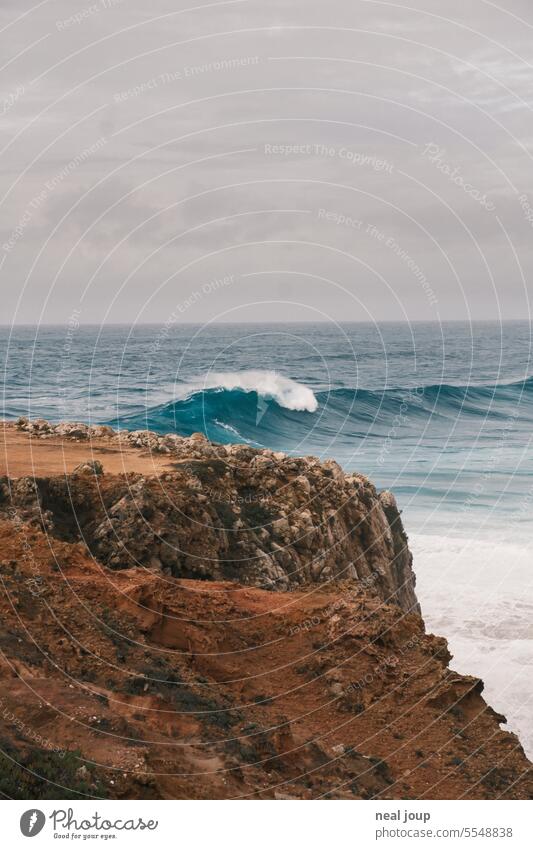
xmin=1 ymin=318 xmax=531 ymax=328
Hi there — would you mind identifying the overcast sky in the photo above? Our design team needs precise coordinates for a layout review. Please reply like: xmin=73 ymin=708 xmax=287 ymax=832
xmin=1 ymin=0 xmax=533 ymax=324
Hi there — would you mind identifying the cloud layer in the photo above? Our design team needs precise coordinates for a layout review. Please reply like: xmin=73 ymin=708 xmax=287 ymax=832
xmin=1 ymin=0 xmax=533 ymax=323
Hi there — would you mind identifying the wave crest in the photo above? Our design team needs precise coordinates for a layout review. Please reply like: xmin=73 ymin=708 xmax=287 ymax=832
xmin=178 ymin=370 xmax=318 ymax=413
xmin=111 ymin=372 xmax=533 ymax=455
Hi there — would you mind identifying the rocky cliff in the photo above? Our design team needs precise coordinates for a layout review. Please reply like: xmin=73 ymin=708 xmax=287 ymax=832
xmin=0 ymin=418 xmax=530 ymax=800
xmin=3 ymin=417 xmax=419 ymax=613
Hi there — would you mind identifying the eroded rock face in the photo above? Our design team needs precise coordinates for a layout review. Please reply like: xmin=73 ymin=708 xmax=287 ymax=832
xmin=2 ymin=420 xmax=420 ymax=614
xmin=0 ymin=517 xmax=531 ymax=800
xmin=1 ymin=420 xmax=531 ymax=800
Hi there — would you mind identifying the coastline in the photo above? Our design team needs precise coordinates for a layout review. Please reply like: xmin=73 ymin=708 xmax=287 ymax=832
xmin=0 ymin=417 xmax=531 ymax=799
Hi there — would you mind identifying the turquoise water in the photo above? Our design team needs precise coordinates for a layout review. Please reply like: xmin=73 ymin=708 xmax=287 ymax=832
xmin=2 ymin=320 xmax=533 ymax=537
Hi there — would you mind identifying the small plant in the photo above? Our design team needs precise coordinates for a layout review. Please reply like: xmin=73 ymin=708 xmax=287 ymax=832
xmin=0 ymin=743 xmax=106 ymax=799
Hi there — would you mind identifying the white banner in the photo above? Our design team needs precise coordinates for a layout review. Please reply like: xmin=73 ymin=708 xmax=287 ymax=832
xmin=3 ymin=799 xmax=532 ymax=848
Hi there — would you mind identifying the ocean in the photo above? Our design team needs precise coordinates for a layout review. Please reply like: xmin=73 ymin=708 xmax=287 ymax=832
xmin=1 ymin=321 xmax=532 ymax=754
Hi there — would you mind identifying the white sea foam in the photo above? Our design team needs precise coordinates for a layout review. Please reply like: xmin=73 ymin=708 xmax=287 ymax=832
xmin=411 ymin=533 xmax=533 ymax=758
xmin=178 ymin=370 xmax=318 ymax=412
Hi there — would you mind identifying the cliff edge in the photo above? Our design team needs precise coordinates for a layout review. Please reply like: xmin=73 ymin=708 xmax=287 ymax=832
xmin=0 ymin=419 xmax=530 ymax=800
xmin=3 ymin=417 xmax=419 ymax=613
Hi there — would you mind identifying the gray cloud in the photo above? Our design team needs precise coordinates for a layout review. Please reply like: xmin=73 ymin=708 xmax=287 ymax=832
xmin=1 ymin=0 xmax=533 ymax=323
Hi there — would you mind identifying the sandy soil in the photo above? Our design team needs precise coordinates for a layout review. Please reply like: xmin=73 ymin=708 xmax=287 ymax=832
xmin=0 ymin=423 xmax=174 ymax=478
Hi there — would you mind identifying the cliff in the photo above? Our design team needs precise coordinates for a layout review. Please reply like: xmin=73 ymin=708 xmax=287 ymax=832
xmin=3 ymin=417 xmax=419 ymax=612
xmin=0 ymin=419 xmax=530 ymax=800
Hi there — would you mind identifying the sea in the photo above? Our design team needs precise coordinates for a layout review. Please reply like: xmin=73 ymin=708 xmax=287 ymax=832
xmin=1 ymin=321 xmax=532 ymax=755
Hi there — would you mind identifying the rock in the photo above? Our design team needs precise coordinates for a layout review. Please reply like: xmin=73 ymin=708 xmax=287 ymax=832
xmin=0 ymin=418 xmax=421 ymax=613
xmin=189 ymin=432 xmax=208 ymax=444
xmin=322 ymin=459 xmax=344 ymax=480
xmin=28 ymin=418 xmax=51 ymax=434
xmin=88 ymin=425 xmax=116 ymax=438
xmin=378 ymin=490 xmax=420 ymax=614
xmin=54 ymin=422 xmax=89 ymax=439
xmin=294 ymin=475 xmax=311 ymax=494
xmin=75 ymin=765 xmax=90 ymax=780
xmin=72 ymin=460 xmax=104 ymax=476
xmin=272 ymin=517 xmax=290 ymax=537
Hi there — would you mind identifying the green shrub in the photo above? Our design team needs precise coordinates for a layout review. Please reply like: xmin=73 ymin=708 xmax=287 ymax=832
xmin=0 ymin=743 xmax=106 ymax=799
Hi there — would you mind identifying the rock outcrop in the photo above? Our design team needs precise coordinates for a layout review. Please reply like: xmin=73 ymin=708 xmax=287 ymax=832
xmin=3 ymin=418 xmax=419 ymax=613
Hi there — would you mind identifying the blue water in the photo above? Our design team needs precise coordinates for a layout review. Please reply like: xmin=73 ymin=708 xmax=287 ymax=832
xmin=2 ymin=321 xmax=533 ymax=751
xmin=2 ymin=321 xmax=533 ymax=537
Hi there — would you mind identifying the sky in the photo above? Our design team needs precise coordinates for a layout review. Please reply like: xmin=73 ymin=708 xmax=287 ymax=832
xmin=1 ymin=0 xmax=533 ymax=324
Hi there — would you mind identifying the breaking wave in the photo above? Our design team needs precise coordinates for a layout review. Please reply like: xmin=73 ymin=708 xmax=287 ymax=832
xmin=114 ymin=373 xmax=533 ymax=453
xmin=174 ymin=370 xmax=318 ymax=412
